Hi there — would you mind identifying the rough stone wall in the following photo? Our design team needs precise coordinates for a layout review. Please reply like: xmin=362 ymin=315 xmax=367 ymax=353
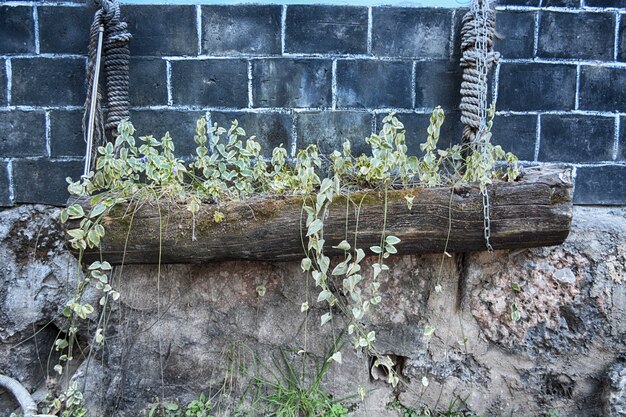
xmin=0 ymin=1 xmax=625 ymax=206
xmin=1 ymin=205 xmax=624 ymax=416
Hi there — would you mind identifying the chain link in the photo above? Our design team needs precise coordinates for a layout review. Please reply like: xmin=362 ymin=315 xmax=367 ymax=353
xmin=481 ymin=185 xmax=493 ymax=252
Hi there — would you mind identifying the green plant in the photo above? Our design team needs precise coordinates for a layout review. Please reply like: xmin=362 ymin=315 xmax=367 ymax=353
xmin=148 ymin=397 xmax=182 ymax=417
xmin=55 ymin=106 xmax=518 ymax=413
xmin=254 ymin=349 xmax=349 ymax=417
xmin=184 ymin=393 xmax=215 ymax=417
xmin=40 ymin=382 xmax=88 ymax=417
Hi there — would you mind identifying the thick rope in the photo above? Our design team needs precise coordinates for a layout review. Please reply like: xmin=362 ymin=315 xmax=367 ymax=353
xmin=84 ymin=0 xmax=131 ymax=167
xmin=459 ymin=0 xmax=499 ymax=148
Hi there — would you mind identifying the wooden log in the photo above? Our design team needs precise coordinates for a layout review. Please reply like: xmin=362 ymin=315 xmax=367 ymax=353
xmin=67 ymin=165 xmax=573 ymax=265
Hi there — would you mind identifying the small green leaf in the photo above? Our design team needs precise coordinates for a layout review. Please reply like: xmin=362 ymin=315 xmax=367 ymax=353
xmin=321 ymin=312 xmax=332 ymax=326
xmin=328 ymin=351 xmax=343 ymax=364
xmin=301 ymin=257 xmax=312 ymax=272
xmin=385 ymin=235 xmax=401 ymax=245
xmin=307 ymin=219 xmax=323 ymax=236
xmin=301 ymin=302 xmax=309 ymax=312
xmin=333 ymin=240 xmax=351 ymax=251
xmin=356 ymin=248 xmax=365 ymax=263
xmin=370 ymin=245 xmax=382 ymax=254
xmin=89 ymin=203 xmax=106 ymax=218
xmin=331 ymin=261 xmax=348 ymax=276
xmin=317 ymin=289 xmax=332 ymax=303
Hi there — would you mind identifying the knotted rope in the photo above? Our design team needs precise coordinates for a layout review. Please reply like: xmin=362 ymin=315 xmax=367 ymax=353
xmin=459 ymin=0 xmax=499 ymax=148
xmin=84 ymin=0 xmax=131 ymax=167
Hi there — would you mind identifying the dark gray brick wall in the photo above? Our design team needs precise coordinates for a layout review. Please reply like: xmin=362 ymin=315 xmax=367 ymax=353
xmin=0 ymin=1 xmax=625 ymax=206
xmin=371 ymin=8 xmax=452 ymax=59
xmin=336 ymin=60 xmax=413 ymax=109
xmin=252 ymin=59 xmax=332 ymax=108
xmin=201 ymin=5 xmax=282 ymax=56
xmin=0 ymin=111 xmax=46 ymax=157
xmin=285 ymin=6 xmax=368 ymax=55
xmin=0 ymin=6 xmax=35 ymax=54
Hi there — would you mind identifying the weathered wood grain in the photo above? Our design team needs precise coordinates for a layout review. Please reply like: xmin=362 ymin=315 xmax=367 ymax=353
xmin=67 ymin=165 xmax=573 ymax=264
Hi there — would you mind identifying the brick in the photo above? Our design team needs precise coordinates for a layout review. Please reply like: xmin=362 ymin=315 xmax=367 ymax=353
xmin=579 ymin=67 xmax=626 ymax=112
xmin=11 ymin=58 xmax=86 ymax=106
xmin=414 ymin=61 xmax=462 ymax=111
xmin=495 ymin=12 xmax=535 ymax=59
xmin=122 ymin=5 xmax=197 ymax=56
xmin=543 ymin=0 xmax=581 ymax=6
xmin=49 ymin=110 xmax=85 ymax=158
xmin=252 ymin=59 xmax=332 ymax=108
xmin=371 ymin=8 xmax=451 ymax=59
xmin=38 ymin=6 xmax=93 ymax=54
xmin=0 ymin=59 xmax=6 ymax=106
xmin=13 ymin=159 xmax=83 ymax=206
xmin=336 ymin=60 xmax=412 ymax=109
xmin=201 ymin=5 xmax=281 ymax=56
xmin=538 ymin=12 xmax=614 ymax=61
xmin=129 ymin=110 xmax=205 ymax=158
xmin=539 ymin=115 xmax=614 ymax=163
xmin=490 ymin=114 xmax=537 ymax=161
xmin=296 ymin=111 xmax=372 ymax=156
xmin=498 ymin=63 xmax=576 ymax=111
xmin=170 ymin=59 xmax=248 ymax=108
xmin=574 ymin=165 xmax=626 ymax=205
xmin=129 ymin=58 xmax=168 ymax=106
xmin=0 ymin=161 xmax=11 ymax=206
xmin=0 ymin=6 xmax=35 ymax=54
xmin=210 ymin=111 xmax=292 ymax=157
xmin=285 ymin=6 xmax=367 ymax=55
xmin=375 ymin=111 xmax=462 ymax=156
xmin=0 ymin=111 xmax=46 ymax=157
xmin=584 ymin=0 xmax=626 ymax=6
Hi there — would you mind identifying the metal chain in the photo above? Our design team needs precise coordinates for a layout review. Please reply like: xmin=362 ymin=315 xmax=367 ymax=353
xmin=481 ymin=185 xmax=494 ymax=252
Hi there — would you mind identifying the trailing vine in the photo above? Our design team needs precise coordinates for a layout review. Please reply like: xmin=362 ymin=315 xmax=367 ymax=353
xmin=52 ymin=107 xmax=518 ymax=414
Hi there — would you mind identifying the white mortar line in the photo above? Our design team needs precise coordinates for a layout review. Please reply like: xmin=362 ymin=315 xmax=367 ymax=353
xmin=533 ymin=11 xmax=540 ymax=58
xmin=534 ymin=114 xmax=541 ymax=162
xmin=614 ymin=13 xmax=621 ymax=62
xmin=0 ymin=53 xmax=86 ymax=59
xmin=6 ymin=160 xmax=15 ymax=205
xmin=33 ymin=6 xmax=40 ymax=55
xmin=161 ymin=53 xmax=436 ymax=62
xmin=411 ymin=60 xmax=416 ymax=109
xmin=4 ymin=1 xmax=85 ymax=6
xmin=5 ymin=60 xmax=11 ymax=105
xmin=331 ymin=60 xmax=337 ymax=110
xmin=166 ymin=60 xmax=173 ymax=106
xmin=45 ymin=110 xmax=51 ymax=157
xmin=614 ymin=114 xmax=620 ymax=161
xmin=500 ymin=57 xmax=626 ymax=68
xmin=196 ymin=5 xmax=202 ymax=56
xmin=247 ymin=60 xmax=253 ymax=108
xmin=448 ymin=9 xmax=456 ymax=60
xmin=575 ymin=64 xmax=581 ymax=110
xmin=0 ymin=105 xmax=83 ymax=111
xmin=497 ymin=5 xmax=616 ymax=12
xmin=367 ymin=7 xmax=373 ymax=56
xmin=281 ymin=5 xmax=287 ymax=55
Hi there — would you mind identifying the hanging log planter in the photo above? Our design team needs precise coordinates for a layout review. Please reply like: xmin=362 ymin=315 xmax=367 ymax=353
xmin=66 ymin=165 xmax=573 ymax=265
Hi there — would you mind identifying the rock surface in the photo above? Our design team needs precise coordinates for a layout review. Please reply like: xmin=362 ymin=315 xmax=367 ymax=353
xmin=0 ymin=205 xmax=624 ymax=416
